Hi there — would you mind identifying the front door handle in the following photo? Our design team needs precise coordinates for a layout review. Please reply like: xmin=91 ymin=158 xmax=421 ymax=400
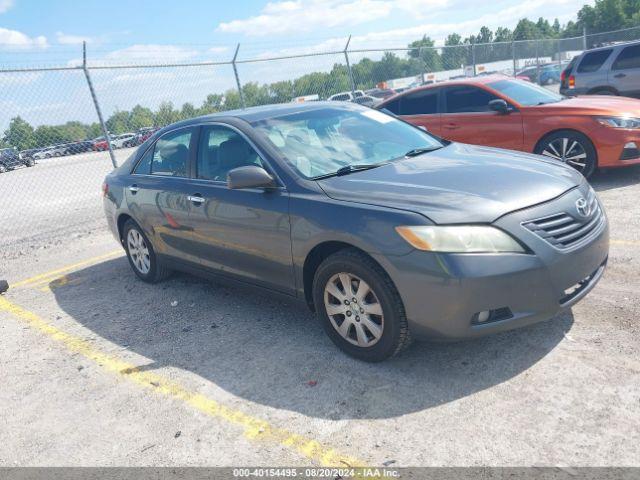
xmin=187 ymin=194 xmax=205 ymax=205
xmin=614 ymin=73 xmax=626 ymax=78
xmin=129 ymin=185 xmax=139 ymax=194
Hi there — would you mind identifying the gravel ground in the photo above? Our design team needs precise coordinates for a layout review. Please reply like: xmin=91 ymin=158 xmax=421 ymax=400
xmin=0 ymin=153 xmax=639 ymax=467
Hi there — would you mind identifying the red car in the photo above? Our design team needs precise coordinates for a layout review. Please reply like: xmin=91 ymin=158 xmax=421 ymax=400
xmin=377 ymin=75 xmax=640 ymax=178
xmin=93 ymin=137 xmax=110 ymax=151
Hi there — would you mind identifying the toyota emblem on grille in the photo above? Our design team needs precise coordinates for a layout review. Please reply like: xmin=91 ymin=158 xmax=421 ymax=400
xmin=576 ymin=197 xmax=591 ymax=218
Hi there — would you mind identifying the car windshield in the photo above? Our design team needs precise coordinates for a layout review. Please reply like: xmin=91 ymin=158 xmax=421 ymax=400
xmin=251 ymin=106 xmax=443 ymax=179
xmin=487 ymin=79 xmax=564 ymax=106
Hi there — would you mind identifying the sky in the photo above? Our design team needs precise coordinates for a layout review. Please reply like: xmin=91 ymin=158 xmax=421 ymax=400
xmin=0 ymin=0 xmax=595 ymax=129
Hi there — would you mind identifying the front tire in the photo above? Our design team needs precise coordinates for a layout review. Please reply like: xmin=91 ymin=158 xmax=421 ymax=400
xmin=535 ymin=130 xmax=597 ymax=179
xmin=312 ymin=248 xmax=410 ymax=362
xmin=123 ymin=219 xmax=171 ymax=283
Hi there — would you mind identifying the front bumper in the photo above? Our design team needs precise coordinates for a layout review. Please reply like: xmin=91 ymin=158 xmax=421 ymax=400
xmin=375 ymin=186 xmax=609 ymax=340
xmin=591 ymin=123 xmax=640 ymax=167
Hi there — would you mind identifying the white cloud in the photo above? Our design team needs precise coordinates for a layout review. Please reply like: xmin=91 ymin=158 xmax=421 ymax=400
xmin=103 ymin=44 xmax=199 ymax=64
xmin=0 ymin=27 xmax=47 ymax=49
xmin=56 ymin=31 xmax=93 ymax=45
xmin=0 ymin=0 xmax=14 ymax=14
xmin=208 ymin=46 xmax=229 ymax=54
xmin=217 ymin=0 xmax=394 ymax=36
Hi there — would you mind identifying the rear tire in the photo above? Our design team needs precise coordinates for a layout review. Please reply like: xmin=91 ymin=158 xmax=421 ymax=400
xmin=123 ymin=219 xmax=172 ymax=283
xmin=535 ymin=130 xmax=597 ymax=179
xmin=590 ymin=88 xmax=617 ymax=96
xmin=312 ymin=248 xmax=411 ymax=362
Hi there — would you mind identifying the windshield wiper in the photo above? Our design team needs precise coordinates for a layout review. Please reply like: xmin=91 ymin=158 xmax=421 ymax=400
xmin=404 ymin=146 xmax=443 ymax=157
xmin=312 ymin=163 xmax=387 ymax=180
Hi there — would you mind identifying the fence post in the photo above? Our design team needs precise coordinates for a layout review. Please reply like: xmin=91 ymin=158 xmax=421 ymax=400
xmin=535 ymin=38 xmax=540 ymax=82
xmin=471 ymin=41 xmax=476 ymax=76
xmin=81 ymin=41 xmax=116 ymax=168
xmin=344 ymin=35 xmax=356 ymax=97
xmin=231 ymin=43 xmax=246 ymax=109
xmin=512 ymin=40 xmax=516 ymax=76
xmin=583 ymin=26 xmax=588 ymax=50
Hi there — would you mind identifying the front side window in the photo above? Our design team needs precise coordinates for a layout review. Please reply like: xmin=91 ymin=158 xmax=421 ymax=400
xmin=150 ymin=128 xmax=193 ymax=177
xmin=444 ymin=86 xmax=499 ymax=113
xmin=577 ymin=49 xmax=612 ymax=73
xmin=612 ymin=44 xmax=640 ymax=70
xmin=252 ymin=106 xmax=443 ymax=179
xmin=197 ymin=126 xmax=264 ymax=181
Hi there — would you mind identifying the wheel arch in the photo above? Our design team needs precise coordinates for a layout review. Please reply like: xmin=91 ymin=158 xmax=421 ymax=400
xmin=116 ymin=213 xmax=133 ymax=244
xmin=302 ymin=241 xmax=385 ymax=311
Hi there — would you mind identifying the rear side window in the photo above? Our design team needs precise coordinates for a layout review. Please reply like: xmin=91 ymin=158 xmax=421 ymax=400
xmin=577 ymin=49 xmax=612 ymax=73
xmin=612 ymin=44 xmax=640 ymax=70
xmin=444 ymin=86 xmax=498 ymax=113
xmin=150 ymin=128 xmax=193 ymax=177
xmin=399 ymin=89 xmax=439 ymax=115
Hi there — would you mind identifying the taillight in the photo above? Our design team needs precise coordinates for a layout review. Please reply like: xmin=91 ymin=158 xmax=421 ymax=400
xmin=102 ymin=182 xmax=109 ymax=197
xmin=569 ymin=75 xmax=575 ymax=88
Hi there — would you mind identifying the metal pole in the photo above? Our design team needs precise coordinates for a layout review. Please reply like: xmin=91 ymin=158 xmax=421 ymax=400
xmin=232 ymin=43 xmax=246 ymax=109
xmin=471 ymin=42 xmax=476 ymax=76
xmin=344 ymin=35 xmax=356 ymax=97
xmin=512 ymin=40 xmax=516 ymax=76
xmin=82 ymin=41 xmax=116 ymax=168
xmin=583 ymin=26 xmax=588 ymax=50
xmin=535 ymin=38 xmax=540 ymax=84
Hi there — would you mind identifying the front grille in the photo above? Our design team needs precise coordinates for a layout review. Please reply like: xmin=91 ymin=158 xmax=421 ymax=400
xmin=523 ymin=194 xmax=604 ymax=249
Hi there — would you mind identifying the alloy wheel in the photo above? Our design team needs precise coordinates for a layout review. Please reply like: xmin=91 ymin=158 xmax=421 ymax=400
xmin=127 ymin=228 xmax=151 ymax=275
xmin=324 ymin=272 xmax=384 ymax=347
xmin=540 ymin=137 xmax=588 ymax=173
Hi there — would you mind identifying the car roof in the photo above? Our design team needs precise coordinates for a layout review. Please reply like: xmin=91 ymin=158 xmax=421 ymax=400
xmin=582 ymin=39 xmax=640 ymax=53
xmin=164 ymin=101 xmax=362 ymax=128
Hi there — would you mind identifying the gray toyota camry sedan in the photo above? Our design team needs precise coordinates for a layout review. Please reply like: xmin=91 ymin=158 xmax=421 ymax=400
xmin=103 ymin=102 xmax=609 ymax=361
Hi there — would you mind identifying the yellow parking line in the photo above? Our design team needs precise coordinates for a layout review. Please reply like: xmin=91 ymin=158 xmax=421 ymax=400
xmin=0 ymin=296 xmax=365 ymax=467
xmin=12 ymin=250 xmax=123 ymax=288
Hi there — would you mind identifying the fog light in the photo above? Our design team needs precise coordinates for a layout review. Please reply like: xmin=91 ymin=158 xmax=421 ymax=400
xmin=621 ymin=142 xmax=640 ymax=160
xmin=471 ymin=307 xmax=513 ymax=325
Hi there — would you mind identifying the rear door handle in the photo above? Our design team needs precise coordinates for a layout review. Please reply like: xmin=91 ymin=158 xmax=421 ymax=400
xmin=443 ymin=123 xmax=460 ymax=130
xmin=614 ymin=73 xmax=626 ymax=78
xmin=129 ymin=185 xmax=139 ymax=194
xmin=187 ymin=194 xmax=205 ymax=205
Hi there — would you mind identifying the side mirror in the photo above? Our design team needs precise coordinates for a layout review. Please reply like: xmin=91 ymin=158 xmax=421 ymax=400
xmin=489 ymin=99 xmax=510 ymax=114
xmin=227 ymin=165 xmax=276 ymax=190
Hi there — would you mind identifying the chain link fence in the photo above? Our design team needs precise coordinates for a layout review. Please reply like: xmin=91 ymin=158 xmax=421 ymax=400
xmin=1 ymin=25 xmax=640 ymax=257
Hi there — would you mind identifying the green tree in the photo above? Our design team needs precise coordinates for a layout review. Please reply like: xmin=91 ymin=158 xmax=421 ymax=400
xmin=129 ymin=105 xmax=155 ymax=130
xmin=441 ymin=33 xmax=467 ymax=70
xmin=408 ymin=35 xmax=442 ymax=71
xmin=3 ymin=116 xmax=35 ymax=150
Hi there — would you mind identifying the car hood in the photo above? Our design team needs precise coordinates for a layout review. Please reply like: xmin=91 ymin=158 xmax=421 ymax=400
xmin=529 ymin=95 xmax=640 ymax=116
xmin=317 ymin=143 xmax=583 ymax=224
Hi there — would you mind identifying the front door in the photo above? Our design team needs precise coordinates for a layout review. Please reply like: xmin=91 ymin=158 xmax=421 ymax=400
xmin=187 ymin=124 xmax=295 ymax=294
xmin=609 ymin=43 xmax=640 ymax=97
xmin=440 ymin=85 xmax=524 ymax=151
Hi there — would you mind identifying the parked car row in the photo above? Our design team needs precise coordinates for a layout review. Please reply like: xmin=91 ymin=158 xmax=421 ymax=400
xmin=0 ymin=147 xmax=35 ymax=173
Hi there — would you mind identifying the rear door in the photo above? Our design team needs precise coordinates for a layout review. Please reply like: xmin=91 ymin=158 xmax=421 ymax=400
xmin=440 ymin=85 xmax=523 ymax=150
xmin=609 ymin=43 xmax=640 ymax=97
xmin=126 ymin=126 xmax=201 ymax=264
xmin=187 ymin=124 xmax=295 ymax=294
xmin=575 ymin=48 xmax=613 ymax=92
xmin=396 ymin=88 xmax=442 ymax=136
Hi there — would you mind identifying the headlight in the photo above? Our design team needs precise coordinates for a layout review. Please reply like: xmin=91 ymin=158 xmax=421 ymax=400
xmin=596 ymin=116 xmax=640 ymax=129
xmin=395 ymin=225 xmax=526 ymax=253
